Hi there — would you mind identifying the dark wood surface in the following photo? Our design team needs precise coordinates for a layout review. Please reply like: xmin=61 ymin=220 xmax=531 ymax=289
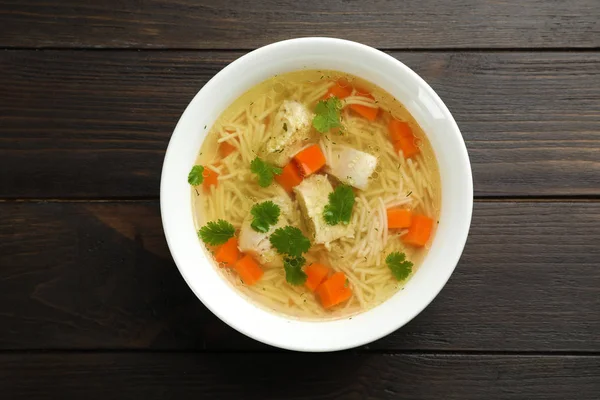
xmin=1 ymin=201 xmax=599 ymax=351
xmin=1 ymin=0 xmax=599 ymax=49
xmin=1 ymin=0 xmax=599 ymax=398
xmin=2 ymin=354 xmax=599 ymax=400
xmin=2 ymin=50 xmax=599 ymax=198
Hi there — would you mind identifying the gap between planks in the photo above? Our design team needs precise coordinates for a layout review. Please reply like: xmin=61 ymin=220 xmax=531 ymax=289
xmin=1 ymin=47 xmax=600 ymax=52
xmin=0 ymin=349 xmax=598 ymax=356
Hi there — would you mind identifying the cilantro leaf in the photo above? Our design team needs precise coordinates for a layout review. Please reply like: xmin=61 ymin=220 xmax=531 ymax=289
xmin=323 ymin=184 xmax=355 ymax=225
xmin=250 ymin=157 xmax=283 ymax=187
xmin=269 ymin=226 xmax=311 ymax=257
xmin=312 ymin=96 xmax=343 ymax=133
xmin=198 ymin=220 xmax=235 ymax=246
xmin=386 ymin=251 xmax=413 ymax=281
xmin=250 ymin=201 xmax=281 ymax=233
xmin=188 ymin=165 xmax=204 ymax=186
xmin=283 ymin=255 xmax=307 ymax=286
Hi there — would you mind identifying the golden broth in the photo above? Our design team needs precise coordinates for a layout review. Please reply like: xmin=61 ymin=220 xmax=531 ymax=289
xmin=192 ymin=70 xmax=441 ymax=320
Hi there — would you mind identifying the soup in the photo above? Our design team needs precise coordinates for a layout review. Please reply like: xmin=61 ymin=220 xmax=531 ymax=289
xmin=189 ymin=70 xmax=441 ymax=320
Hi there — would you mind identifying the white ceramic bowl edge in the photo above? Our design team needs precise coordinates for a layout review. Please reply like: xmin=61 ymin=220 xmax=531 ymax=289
xmin=160 ymin=37 xmax=473 ymax=352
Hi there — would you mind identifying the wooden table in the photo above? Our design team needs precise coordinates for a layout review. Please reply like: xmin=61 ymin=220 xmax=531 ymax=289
xmin=1 ymin=1 xmax=599 ymax=398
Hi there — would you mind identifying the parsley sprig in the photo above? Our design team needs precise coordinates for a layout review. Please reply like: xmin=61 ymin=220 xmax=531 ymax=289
xmin=323 ymin=184 xmax=355 ymax=225
xmin=283 ymin=255 xmax=307 ymax=286
xmin=250 ymin=157 xmax=282 ymax=187
xmin=269 ymin=226 xmax=311 ymax=285
xmin=385 ymin=252 xmax=413 ymax=281
xmin=188 ymin=165 xmax=204 ymax=186
xmin=312 ymin=96 xmax=343 ymax=133
xmin=198 ymin=220 xmax=235 ymax=246
xmin=250 ymin=201 xmax=280 ymax=233
xmin=269 ymin=226 xmax=311 ymax=258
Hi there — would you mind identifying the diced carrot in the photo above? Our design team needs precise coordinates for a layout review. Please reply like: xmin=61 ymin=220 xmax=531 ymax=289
xmin=350 ymin=104 xmax=379 ymax=121
xmin=326 ymin=271 xmax=347 ymax=288
xmin=349 ymin=92 xmax=379 ymax=121
xmin=202 ymin=167 xmax=219 ymax=192
xmin=219 ymin=141 xmax=237 ymax=158
xmin=388 ymin=119 xmax=411 ymax=142
xmin=393 ymin=137 xmax=419 ymax=158
xmin=316 ymin=272 xmax=352 ymax=309
xmin=214 ymin=237 xmax=241 ymax=267
xmin=388 ymin=119 xmax=420 ymax=158
xmin=233 ymin=255 xmax=264 ymax=286
xmin=395 ymin=136 xmax=420 ymax=158
xmin=293 ymin=144 xmax=326 ymax=176
xmin=324 ymin=80 xmax=353 ymax=100
xmin=304 ymin=263 xmax=331 ymax=292
xmin=275 ymin=161 xmax=303 ymax=193
xmin=355 ymin=87 xmax=371 ymax=96
xmin=387 ymin=208 xmax=412 ymax=229
xmin=402 ymin=214 xmax=434 ymax=247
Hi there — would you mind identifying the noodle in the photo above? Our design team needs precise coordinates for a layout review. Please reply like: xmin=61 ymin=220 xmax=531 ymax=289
xmin=191 ymin=69 xmax=441 ymax=320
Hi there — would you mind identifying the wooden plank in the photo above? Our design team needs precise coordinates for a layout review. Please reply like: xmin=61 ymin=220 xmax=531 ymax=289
xmin=0 ymin=0 xmax=598 ymax=49
xmin=0 ymin=201 xmax=598 ymax=351
xmin=1 ymin=353 xmax=599 ymax=399
xmin=1 ymin=50 xmax=599 ymax=198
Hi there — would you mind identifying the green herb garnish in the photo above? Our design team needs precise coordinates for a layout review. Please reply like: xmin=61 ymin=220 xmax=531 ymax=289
xmin=198 ymin=220 xmax=235 ymax=245
xmin=385 ymin=252 xmax=413 ymax=281
xmin=188 ymin=165 xmax=204 ymax=186
xmin=283 ymin=255 xmax=307 ymax=285
xmin=312 ymin=96 xmax=342 ymax=133
xmin=250 ymin=157 xmax=282 ymax=187
xmin=323 ymin=185 xmax=355 ymax=225
xmin=269 ymin=226 xmax=311 ymax=257
xmin=250 ymin=201 xmax=281 ymax=233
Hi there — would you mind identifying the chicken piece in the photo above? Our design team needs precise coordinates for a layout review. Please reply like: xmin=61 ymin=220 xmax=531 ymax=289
xmin=324 ymin=145 xmax=378 ymax=190
xmin=294 ymin=174 xmax=354 ymax=245
xmin=264 ymin=100 xmax=315 ymax=166
xmin=237 ymin=196 xmax=294 ymax=268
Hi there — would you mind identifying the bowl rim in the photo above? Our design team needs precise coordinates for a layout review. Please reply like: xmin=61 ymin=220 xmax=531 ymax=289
xmin=161 ymin=37 xmax=473 ymax=352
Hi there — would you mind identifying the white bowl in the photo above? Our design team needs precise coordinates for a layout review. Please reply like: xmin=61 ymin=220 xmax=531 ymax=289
xmin=161 ymin=37 xmax=473 ymax=352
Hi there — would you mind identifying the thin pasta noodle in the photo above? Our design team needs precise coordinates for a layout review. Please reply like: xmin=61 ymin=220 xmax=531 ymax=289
xmin=192 ymin=69 xmax=441 ymax=319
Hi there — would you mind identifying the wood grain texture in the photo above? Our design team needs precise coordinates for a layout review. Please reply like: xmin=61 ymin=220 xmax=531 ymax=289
xmin=1 ymin=201 xmax=598 ymax=351
xmin=1 ymin=353 xmax=599 ymax=399
xmin=0 ymin=0 xmax=599 ymax=49
xmin=1 ymin=50 xmax=599 ymax=198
